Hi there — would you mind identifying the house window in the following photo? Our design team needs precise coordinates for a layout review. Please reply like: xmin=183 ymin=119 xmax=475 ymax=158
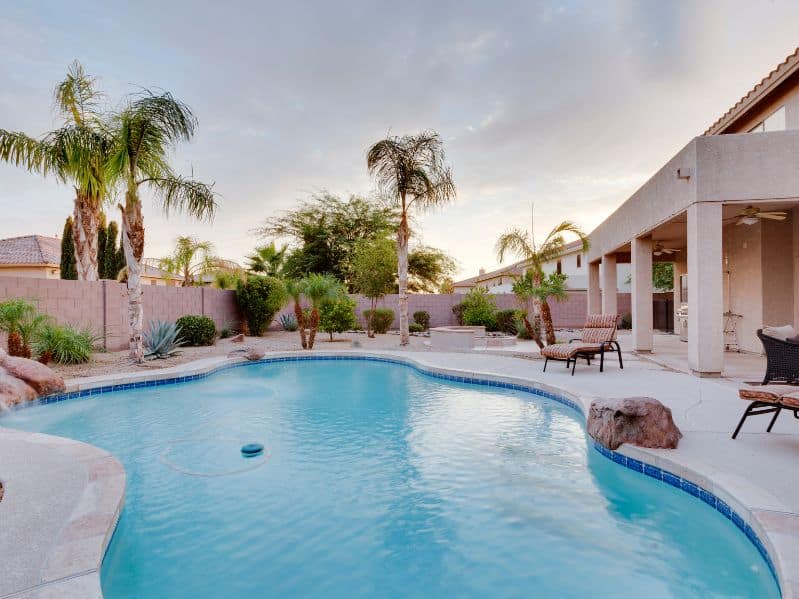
xmin=576 ymin=254 xmax=581 ymax=268
xmin=556 ymin=260 xmax=562 ymax=275
xmin=749 ymin=105 xmax=786 ymax=133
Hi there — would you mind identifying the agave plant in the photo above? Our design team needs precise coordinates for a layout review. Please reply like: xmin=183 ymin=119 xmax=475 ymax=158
xmin=143 ymin=320 xmax=184 ymax=359
xmin=279 ymin=313 xmax=298 ymax=332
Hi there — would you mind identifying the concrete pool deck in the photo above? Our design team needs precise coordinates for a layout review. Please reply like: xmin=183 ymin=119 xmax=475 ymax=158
xmin=0 ymin=347 xmax=797 ymax=597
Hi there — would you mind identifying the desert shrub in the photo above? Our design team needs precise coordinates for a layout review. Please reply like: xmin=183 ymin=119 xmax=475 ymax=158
xmin=461 ymin=287 xmax=497 ymax=331
xmin=219 ymin=322 xmax=237 ymax=339
xmin=279 ymin=313 xmax=298 ymax=331
xmin=144 ymin=320 xmax=184 ymax=359
xmin=319 ymin=295 xmax=357 ymax=340
xmin=363 ymin=308 xmax=394 ymax=334
xmin=34 ymin=324 xmax=97 ymax=364
xmin=451 ymin=302 xmax=465 ymax=325
xmin=619 ymin=313 xmax=632 ymax=330
xmin=412 ymin=310 xmax=430 ymax=330
xmin=236 ymin=275 xmax=287 ymax=336
xmin=409 ymin=322 xmax=424 ymax=333
xmin=175 ymin=315 xmax=216 ymax=346
xmin=495 ymin=309 xmax=521 ymax=335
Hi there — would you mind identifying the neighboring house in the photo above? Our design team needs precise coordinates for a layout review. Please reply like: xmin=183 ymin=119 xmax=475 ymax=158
xmin=0 ymin=235 xmax=180 ymax=286
xmin=0 ymin=235 xmax=61 ymax=279
xmin=587 ymin=46 xmax=799 ymax=375
xmin=453 ymin=240 xmax=631 ymax=294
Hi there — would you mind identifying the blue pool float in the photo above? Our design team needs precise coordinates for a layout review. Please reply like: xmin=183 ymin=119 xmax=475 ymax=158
xmin=241 ymin=443 xmax=264 ymax=457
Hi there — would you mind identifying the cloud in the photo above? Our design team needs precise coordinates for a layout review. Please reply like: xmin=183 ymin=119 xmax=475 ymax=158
xmin=2 ymin=0 xmax=799 ymax=278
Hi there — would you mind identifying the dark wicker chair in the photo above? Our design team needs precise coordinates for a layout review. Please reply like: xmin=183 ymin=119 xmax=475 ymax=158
xmin=757 ymin=329 xmax=799 ymax=384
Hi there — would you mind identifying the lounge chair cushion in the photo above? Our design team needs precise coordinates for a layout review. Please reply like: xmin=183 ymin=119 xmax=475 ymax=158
xmin=541 ymin=342 xmax=603 ymax=360
xmin=762 ymin=325 xmax=796 ymax=341
xmin=739 ymin=384 xmax=799 ymax=403
xmin=777 ymin=391 xmax=799 ymax=409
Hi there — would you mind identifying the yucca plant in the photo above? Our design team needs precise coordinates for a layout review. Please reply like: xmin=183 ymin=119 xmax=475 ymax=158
xmin=35 ymin=324 xmax=97 ymax=364
xmin=143 ymin=320 xmax=184 ymax=359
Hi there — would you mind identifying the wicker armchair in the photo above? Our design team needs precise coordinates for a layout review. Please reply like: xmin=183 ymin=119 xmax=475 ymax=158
xmin=757 ymin=329 xmax=799 ymax=384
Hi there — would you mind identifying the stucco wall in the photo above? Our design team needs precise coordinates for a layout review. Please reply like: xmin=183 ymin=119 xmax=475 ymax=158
xmin=0 ymin=276 xmax=240 ymax=351
xmin=0 ymin=266 xmax=60 ymax=279
xmin=723 ymin=222 xmax=764 ymax=353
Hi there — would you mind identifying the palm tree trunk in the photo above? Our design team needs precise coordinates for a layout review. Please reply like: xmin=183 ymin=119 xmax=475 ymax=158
xmin=120 ymin=193 xmax=145 ymax=362
xmin=72 ymin=193 xmax=100 ymax=281
xmin=540 ymin=300 xmax=556 ymax=345
xmin=294 ymin=301 xmax=307 ymax=349
xmin=530 ymin=298 xmax=545 ymax=349
xmin=397 ymin=214 xmax=410 ymax=346
xmin=368 ymin=297 xmax=376 ymax=338
xmin=307 ymin=308 xmax=319 ymax=349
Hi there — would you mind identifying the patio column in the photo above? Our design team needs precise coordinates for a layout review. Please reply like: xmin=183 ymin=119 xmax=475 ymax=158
xmin=601 ymin=253 xmax=617 ymax=315
xmin=631 ymin=236 xmax=653 ymax=352
xmin=687 ymin=202 xmax=723 ymax=376
xmin=587 ymin=261 xmax=601 ymax=315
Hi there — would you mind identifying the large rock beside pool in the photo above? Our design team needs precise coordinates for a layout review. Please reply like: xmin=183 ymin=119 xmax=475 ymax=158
xmin=587 ymin=397 xmax=682 ymax=450
xmin=0 ymin=351 xmax=65 ymax=397
xmin=0 ymin=372 xmax=38 ymax=407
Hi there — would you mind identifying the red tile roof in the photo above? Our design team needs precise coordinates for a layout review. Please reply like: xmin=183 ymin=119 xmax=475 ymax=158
xmin=704 ymin=47 xmax=799 ymax=135
xmin=0 ymin=235 xmax=61 ymax=266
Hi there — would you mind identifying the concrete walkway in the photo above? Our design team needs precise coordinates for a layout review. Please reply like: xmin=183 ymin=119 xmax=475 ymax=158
xmin=0 ymin=346 xmax=796 ymax=597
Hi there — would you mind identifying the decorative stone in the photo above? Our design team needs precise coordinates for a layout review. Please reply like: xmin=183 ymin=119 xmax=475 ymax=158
xmin=227 ymin=346 xmax=265 ymax=361
xmin=0 ymin=370 xmax=38 ymax=407
xmin=230 ymin=334 xmax=245 ymax=343
xmin=587 ymin=397 xmax=682 ymax=450
xmin=0 ymin=355 xmax=66 ymax=396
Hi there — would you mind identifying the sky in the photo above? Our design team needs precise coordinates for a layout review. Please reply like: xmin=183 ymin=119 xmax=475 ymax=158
xmin=2 ymin=1 xmax=799 ymax=280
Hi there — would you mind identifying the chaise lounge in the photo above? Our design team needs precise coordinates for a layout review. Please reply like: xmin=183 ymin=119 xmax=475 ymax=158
xmin=541 ymin=314 xmax=623 ymax=376
xmin=734 ymin=384 xmax=799 ymax=439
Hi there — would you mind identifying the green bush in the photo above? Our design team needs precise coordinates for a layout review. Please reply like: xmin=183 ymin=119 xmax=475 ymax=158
xmin=363 ymin=308 xmax=395 ymax=334
xmin=619 ymin=313 xmax=632 ymax=330
xmin=409 ymin=322 xmax=424 ymax=333
xmin=412 ymin=310 xmax=430 ymax=330
xmin=34 ymin=324 xmax=96 ymax=364
xmin=175 ymin=315 xmax=216 ymax=346
xmin=461 ymin=287 xmax=497 ymax=331
xmin=219 ymin=322 xmax=237 ymax=339
xmin=495 ymin=309 xmax=521 ymax=334
xmin=236 ymin=276 xmax=287 ymax=336
xmin=451 ymin=302 xmax=465 ymax=325
xmin=319 ymin=296 xmax=357 ymax=340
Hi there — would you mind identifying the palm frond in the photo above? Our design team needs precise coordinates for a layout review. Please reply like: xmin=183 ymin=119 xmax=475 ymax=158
xmin=0 ymin=129 xmax=62 ymax=177
xmin=53 ymin=60 xmax=104 ymax=127
xmin=495 ymin=228 xmax=534 ymax=263
xmin=143 ymin=174 xmax=217 ymax=221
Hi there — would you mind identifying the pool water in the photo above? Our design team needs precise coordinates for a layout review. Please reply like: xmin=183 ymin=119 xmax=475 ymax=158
xmin=1 ymin=360 xmax=779 ymax=598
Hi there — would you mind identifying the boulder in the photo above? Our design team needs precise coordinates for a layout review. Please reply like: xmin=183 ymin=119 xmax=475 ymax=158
xmin=0 ymin=370 xmax=38 ymax=407
xmin=587 ymin=397 xmax=682 ymax=451
xmin=227 ymin=346 xmax=265 ymax=361
xmin=230 ymin=334 xmax=245 ymax=343
xmin=0 ymin=355 xmax=66 ymax=396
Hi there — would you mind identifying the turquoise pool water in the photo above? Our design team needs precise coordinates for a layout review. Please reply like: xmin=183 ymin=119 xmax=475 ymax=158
xmin=2 ymin=360 xmax=779 ymax=598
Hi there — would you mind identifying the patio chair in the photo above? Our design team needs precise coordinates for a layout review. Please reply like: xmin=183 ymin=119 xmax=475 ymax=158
xmin=757 ymin=328 xmax=799 ymax=384
xmin=733 ymin=384 xmax=799 ymax=439
xmin=541 ymin=314 xmax=623 ymax=376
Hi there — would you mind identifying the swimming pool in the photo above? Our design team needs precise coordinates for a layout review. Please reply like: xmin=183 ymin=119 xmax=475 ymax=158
xmin=1 ymin=358 xmax=779 ymax=598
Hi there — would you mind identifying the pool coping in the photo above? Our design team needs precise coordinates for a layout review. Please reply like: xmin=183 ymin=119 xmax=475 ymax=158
xmin=1 ymin=349 xmax=797 ymax=598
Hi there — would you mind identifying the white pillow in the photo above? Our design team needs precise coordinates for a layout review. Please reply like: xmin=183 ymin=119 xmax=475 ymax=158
xmin=762 ymin=324 xmax=796 ymax=341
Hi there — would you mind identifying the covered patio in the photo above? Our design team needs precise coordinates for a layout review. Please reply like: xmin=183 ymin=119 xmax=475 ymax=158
xmin=588 ymin=130 xmax=799 ymax=376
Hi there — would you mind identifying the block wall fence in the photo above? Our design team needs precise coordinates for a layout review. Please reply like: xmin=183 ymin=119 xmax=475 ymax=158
xmin=0 ymin=276 xmax=632 ymax=350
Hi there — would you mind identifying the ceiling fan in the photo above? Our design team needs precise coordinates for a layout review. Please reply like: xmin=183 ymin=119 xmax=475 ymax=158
xmin=735 ymin=205 xmax=787 ymax=225
xmin=653 ymin=242 xmax=680 ymax=256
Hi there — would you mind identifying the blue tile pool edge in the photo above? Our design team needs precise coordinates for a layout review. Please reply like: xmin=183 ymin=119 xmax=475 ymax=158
xmin=1 ymin=353 xmax=782 ymax=594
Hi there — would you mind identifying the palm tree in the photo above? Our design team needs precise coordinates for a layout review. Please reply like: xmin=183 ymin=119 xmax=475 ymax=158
xmin=366 ymin=131 xmax=456 ymax=345
xmin=158 ymin=236 xmax=215 ymax=286
xmin=246 ymin=242 xmax=287 ymax=277
xmin=0 ymin=299 xmax=50 ymax=358
xmin=301 ymin=274 xmax=336 ymax=349
xmin=106 ymin=91 xmax=216 ymax=362
xmin=496 ymin=221 xmax=588 ymax=347
xmin=0 ymin=61 xmax=113 ymax=280
xmin=284 ymin=279 xmax=307 ymax=349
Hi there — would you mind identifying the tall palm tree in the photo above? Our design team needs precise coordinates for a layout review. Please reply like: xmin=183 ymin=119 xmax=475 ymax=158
xmin=246 ymin=242 xmax=287 ymax=277
xmin=495 ymin=221 xmax=588 ymax=346
xmin=366 ymin=131 xmax=456 ymax=345
xmin=0 ymin=61 xmax=113 ymax=280
xmin=106 ymin=91 xmax=216 ymax=362
xmin=301 ymin=274 xmax=336 ymax=350
xmin=284 ymin=279 xmax=307 ymax=349
xmin=158 ymin=236 xmax=215 ymax=286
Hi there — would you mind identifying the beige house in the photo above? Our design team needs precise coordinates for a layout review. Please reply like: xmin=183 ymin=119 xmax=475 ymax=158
xmin=0 ymin=235 xmax=180 ymax=286
xmin=587 ymin=47 xmax=799 ymax=376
